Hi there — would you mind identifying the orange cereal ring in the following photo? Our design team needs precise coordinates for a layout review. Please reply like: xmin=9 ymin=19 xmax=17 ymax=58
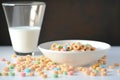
xmin=40 ymin=74 xmax=47 ymax=78
xmin=90 ymin=72 xmax=97 ymax=76
xmin=80 ymin=45 xmax=86 ymax=50
xmin=2 ymin=72 xmax=8 ymax=76
xmin=72 ymin=44 xmax=80 ymax=50
xmin=3 ymin=67 xmax=9 ymax=72
xmin=91 ymin=47 xmax=96 ymax=51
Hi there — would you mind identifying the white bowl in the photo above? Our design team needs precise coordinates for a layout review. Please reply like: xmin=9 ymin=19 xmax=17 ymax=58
xmin=38 ymin=40 xmax=111 ymax=66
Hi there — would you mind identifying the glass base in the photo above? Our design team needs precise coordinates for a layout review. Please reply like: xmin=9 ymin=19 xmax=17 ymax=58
xmin=15 ymin=51 xmax=32 ymax=56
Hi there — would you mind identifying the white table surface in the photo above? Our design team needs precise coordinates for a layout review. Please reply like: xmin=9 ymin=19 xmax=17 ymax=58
xmin=0 ymin=46 xmax=120 ymax=80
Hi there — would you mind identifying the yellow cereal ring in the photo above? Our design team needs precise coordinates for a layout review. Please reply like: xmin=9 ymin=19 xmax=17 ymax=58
xmin=50 ymin=43 xmax=57 ymax=50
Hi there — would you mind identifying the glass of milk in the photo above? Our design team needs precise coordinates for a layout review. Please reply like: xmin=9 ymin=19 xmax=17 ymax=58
xmin=2 ymin=2 xmax=46 ymax=55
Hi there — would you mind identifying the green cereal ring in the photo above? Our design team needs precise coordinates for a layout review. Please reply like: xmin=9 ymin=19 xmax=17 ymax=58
xmin=52 ymin=62 xmax=56 ymax=64
xmin=53 ymin=74 xmax=58 ymax=78
xmin=8 ymin=72 xmax=15 ymax=76
xmin=93 ymin=69 xmax=99 ymax=73
xmin=56 ymin=45 xmax=63 ymax=49
xmin=86 ymin=44 xmax=91 ymax=46
xmin=63 ymin=71 xmax=67 ymax=75
xmin=0 ymin=72 xmax=1 ymax=76
xmin=36 ymin=61 xmax=40 ymax=64
xmin=9 ymin=65 xmax=14 ymax=69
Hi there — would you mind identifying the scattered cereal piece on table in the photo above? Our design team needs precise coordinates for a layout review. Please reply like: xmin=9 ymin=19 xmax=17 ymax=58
xmin=6 ymin=61 xmax=11 ymax=65
xmin=96 ymin=67 xmax=101 ymax=71
xmin=101 ymin=72 xmax=107 ymax=76
xmin=1 ymin=57 xmax=6 ymax=61
xmin=99 ymin=64 xmax=106 ymax=68
xmin=50 ymin=65 xmax=56 ymax=70
xmin=20 ymin=72 xmax=26 ymax=77
xmin=54 ymin=67 xmax=61 ymax=71
xmin=84 ymin=70 xmax=90 ymax=76
xmin=114 ymin=63 xmax=119 ymax=67
xmin=108 ymin=65 xmax=115 ymax=69
xmin=117 ymin=69 xmax=120 ymax=73
xmin=53 ymin=71 xmax=58 ymax=74
xmin=28 ymin=72 xmax=34 ymax=76
xmin=15 ymin=67 xmax=21 ymax=72
xmin=58 ymin=70 xmax=63 ymax=74
xmin=24 ymin=68 xmax=31 ymax=73
xmin=92 ymin=69 xmax=99 ymax=73
xmin=0 ymin=73 xmax=2 ymax=76
xmin=101 ymin=68 xmax=107 ymax=72
xmin=11 ymin=54 xmax=17 ymax=58
xmin=3 ymin=67 xmax=9 ymax=72
xmin=2 ymin=72 xmax=8 ymax=76
xmin=68 ymin=65 xmax=75 ymax=71
xmin=0 ymin=53 xmax=113 ymax=78
xmin=77 ymin=67 xmax=83 ymax=71
xmin=9 ymin=65 xmax=14 ymax=69
xmin=38 ymin=71 xmax=44 ymax=75
xmin=9 ymin=63 xmax=16 ymax=67
xmin=8 ymin=72 xmax=15 ymax=76
xmin=68 ymin=71 xmax=74 ymax=76
xmin=63 ymin=71 xmax=67 ymax=75
xmin=90 ymin=72 xmax=97 ymax=76
xmin=53 ymin=74 xmax=58 ymax=78
xmin=40 ymin=74 xmax=47 ymax=78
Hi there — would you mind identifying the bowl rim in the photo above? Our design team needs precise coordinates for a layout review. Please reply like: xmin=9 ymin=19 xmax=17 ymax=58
xmin=38 ymin=39 xmax=111 ymax=54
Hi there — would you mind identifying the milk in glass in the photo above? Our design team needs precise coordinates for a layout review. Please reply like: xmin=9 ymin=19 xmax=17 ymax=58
xmin=9 ymin=26 xmax=40 ymax=53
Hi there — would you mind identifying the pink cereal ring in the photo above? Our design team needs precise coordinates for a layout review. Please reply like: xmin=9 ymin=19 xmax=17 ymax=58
xmin=68 ymin=71 xmax=74 ymax=76
xmin=20 ymin=72 xmax=26 ymax=77
xmin=1 ymin=58 xmax=6 ymax=61
xmin=16 ymin=62 xmax=20 ymax=64
xmin=61 ymin=48 xmax=66 ymax=51
xmin=50 ymin=65 xmax=56 ymax=70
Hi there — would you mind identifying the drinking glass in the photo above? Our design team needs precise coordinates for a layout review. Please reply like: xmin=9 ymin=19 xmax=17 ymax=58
xmin=2 ymin=2 xmax=46 ymax=55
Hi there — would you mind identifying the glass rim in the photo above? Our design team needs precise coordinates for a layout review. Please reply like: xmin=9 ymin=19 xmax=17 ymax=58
xmin=2 ymin=1 xmax=45 ymax=6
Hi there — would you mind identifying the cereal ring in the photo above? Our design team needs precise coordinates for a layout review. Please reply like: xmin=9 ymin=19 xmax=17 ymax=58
xmin=117 ymin=69 xmax=120 ymax=73
xmin=114 ymin=63 xmax=119 ymax=67
xmin=53 ymin=74 xmax=58 ymax=78
xmin=6 ymin=61 xmax=11 ymax=65
xmin=72 ymin=44 xmax=80 ymax=50
xmin=51 ymin=43 xmax=57 ymax=50
xmin=67 ymin=46 xmax=73 ymax=51
xmin=80 ymin=45 xmax=86 ymax=50
xmin=1 ymin=58 xmax=6 ymax=61
xmin=20 ymin=72 xmax=26 ymax=77
xmin=68 ymin=71 xmax=74 ymax=76
xmin=108 ymin=65 xmax=115 ymax=69
xmin=8 ymin=72 xmax=15 ymax=76
xmin=3 ymin=67 xmax=9 ymax=72
xmin=28 ymin=72 xmax=34 ymax=76
xmin=101 ymin=72 xmax=107 ymax=76
xmin=2 ymin=72 xmax=8 ymax=76
xmin=90 ymin=72 xmax=97 ymax=76
xmin=40 ymin=74 xmax=47 ymax=78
